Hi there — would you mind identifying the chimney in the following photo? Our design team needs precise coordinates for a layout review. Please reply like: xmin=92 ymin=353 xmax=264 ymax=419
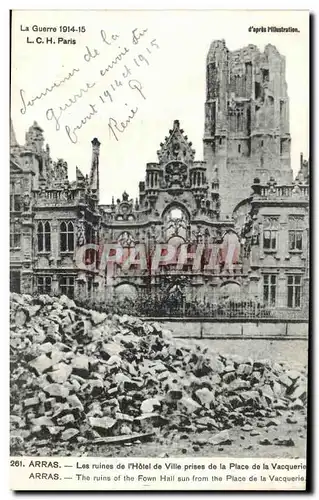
xmin=90 ymin=137 xmax=101 ymax=200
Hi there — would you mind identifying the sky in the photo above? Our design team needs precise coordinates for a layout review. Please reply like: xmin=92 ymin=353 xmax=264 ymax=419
xmin=11 ymin=10 xmax=309 ymax=204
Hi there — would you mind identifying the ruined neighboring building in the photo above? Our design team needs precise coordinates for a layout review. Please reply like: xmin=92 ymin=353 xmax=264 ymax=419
xmin=10 ymin=40 xmax=309 ymax=322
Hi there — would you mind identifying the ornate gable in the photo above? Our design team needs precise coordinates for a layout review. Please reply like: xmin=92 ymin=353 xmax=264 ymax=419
xmin=157 ymin=120 xmax=195 ymax=165
xmin=46 ymin=158 xmax=69 ymax=188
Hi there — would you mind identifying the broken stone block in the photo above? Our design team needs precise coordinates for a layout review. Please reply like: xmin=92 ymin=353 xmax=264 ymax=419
xmin=223 ymin=371 xmax=236 ymax=384
xmin=237 ymin=364 xmax=253 ymax=377
xmin=210 ymin=374 xmax=222 ymax=385
xmin=48 ymin=426 xmax=63 ymax=436
xmin=250 ymin=430 xmax=261 ymax=436
xmin=289 ymin=399 xmax=304 ymax=410
xmin=151 ymin=361 xmax=168 ymax=373
xmin=49 ymin=363 xmax=72 ymax=384
xmin=290 ymin=384 xmax=307 ymax=402
xmin=223 ymin=364 xmax=235 ymax=373
xmin=135 ymin=414 xmax=169 ymax=429
xmin=120 ymin=425 xmax=132 ymax=435
xmin=208 ymin=356 xmax=224 ymax=374
xmin=286 ymin=416 xmax=298 ymax=424
xmin=114 ymin=372 xmax=131 ymax=386
xmin=275 ymin=437 xmax=295 ymax=447
xmin=272 ymin=381 xmax=283 ymax=397
xmin=227 ymin=379 xmax=251 ymax=392
xmin=266 ymin=418 xmax=281 ymax=427
xmin=242 ymin=424 xmax=253 ymax=432
xmin=254 ymin=359 xmax=271 ymax=370
xmin=101 ymin=343 xmax=124 ymax=359
xmin=38 ymin=342 xmax=54 ymax=354
xmin=278 ymin=373 xmax=294 ymax=388
xmin=240 ymin=390 xmax=260 ymax=405
xmin=158 ymin=371 xmax=170 ymax=382
xmin=273 ymin=400 xmax=288 ymax=410
xmin=178 ymin=397 xmax=201 ymax=414
xmin=141 ymin=398 xmax=161 ymax=414
xmin=50 ymin=349 xmax=65 ymax=365
xmin=228 ymin=395 xmax=242 ymax=409
xmin=58 ymin=414 xmax=75 ymax=426
xmin=29 ymin=354 xmax=53 ymax=375
xmin=209 ymin=430 xmax=231 ymax=445
xmin=15 ymin=310 xmax=28 ymax=327
xmin=31 ymin=416 xmax=54 ymax=427
xmin=195 ymin=387 xmax=215 ymax=407
xmin=259 ymin=438 xmax=272 ymax=445
xmin=24 ymin=397 xmax=40 ymax=408
xmin=196 ymin=416 xmax=218 ymax=429
xmin=90 ymin=310 xmax=107 ymax=325
xmin=107 ymin=387 xmax=118 ymax=396
xmin=115 ymin=413 xmax=134 ymax=423
xmin=230 ymin=355 xmax=246 ymax=367
xmin=43 ymin=383 xmax=69 ymax=399
xmin=106 ymin=355 xmax=122 ymax=367
xmin=71 ymin=355 xmax=90 ymax=378
xmin=10 ymin=415 xmax=23 ymax=426
xmin=251 ymin=371 xmax=262 ymax=383
xmin=67 ymin=394 xmax=84 ymax=412
xmin=166 ymin=387 xmax=183 ymax=402
xmin=88 ymin=416 xmax=116 ymax=433
xmin=61 ymin=428 xmax=79 ymax=441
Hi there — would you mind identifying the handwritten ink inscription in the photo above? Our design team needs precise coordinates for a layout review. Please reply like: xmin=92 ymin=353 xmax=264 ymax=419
xmin=19 ymin=68 xmax=80 ymax=115
xmin=19 ymin=27 xmax=160 ymax=144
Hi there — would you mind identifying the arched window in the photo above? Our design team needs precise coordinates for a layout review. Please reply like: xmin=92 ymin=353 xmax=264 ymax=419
xmin=60 ymin=221 xmax=74 ymax=252
xmin=164 ymin=206 xmax=188 ymax=242
xmin=37 ymin=221 xmax=51 ymax=252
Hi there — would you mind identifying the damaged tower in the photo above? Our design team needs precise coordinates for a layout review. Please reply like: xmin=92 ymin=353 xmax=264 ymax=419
xmin=204 ymin=40 xmax=292 ymax=217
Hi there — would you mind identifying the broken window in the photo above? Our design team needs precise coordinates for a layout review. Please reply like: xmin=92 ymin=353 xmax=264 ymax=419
xmin=262 ymin=69 xmax=269 ymax=82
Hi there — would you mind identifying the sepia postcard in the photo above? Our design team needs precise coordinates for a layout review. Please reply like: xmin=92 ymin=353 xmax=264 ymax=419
xmin=9 ymin=8 xmax=310 ymax=491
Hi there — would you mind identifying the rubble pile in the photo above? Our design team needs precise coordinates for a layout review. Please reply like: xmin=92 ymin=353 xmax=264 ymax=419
xmin=10 ymin=293 xmax=307 ymax=455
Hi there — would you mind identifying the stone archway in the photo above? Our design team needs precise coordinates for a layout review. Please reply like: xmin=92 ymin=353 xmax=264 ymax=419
xmin=114 ymin=283 xmax=138 ymax=301
xmin=219 ymin=280 xmax=241 ymax=300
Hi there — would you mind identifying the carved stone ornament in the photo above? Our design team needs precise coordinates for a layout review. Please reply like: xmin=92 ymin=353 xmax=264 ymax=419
xmin=164 ymin=161 xmax=188 ymax=188
xmin=118 ymin=231 xmax=135 ymax=248
xmin=76 ymin=220 xmax=86 ymax=246
xmin=22 ymin=193 xmax=31 ymax=211
xmin=157 ymin=120 xmax=195 ymax=165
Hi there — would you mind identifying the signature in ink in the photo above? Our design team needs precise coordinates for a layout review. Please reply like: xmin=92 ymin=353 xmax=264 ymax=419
xmin=107 ymin=79 xmax=146 ymax=142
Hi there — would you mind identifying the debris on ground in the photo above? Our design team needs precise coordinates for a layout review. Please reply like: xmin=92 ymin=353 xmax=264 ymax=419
xmin=10 ymin=293 xmax=308 ymax=456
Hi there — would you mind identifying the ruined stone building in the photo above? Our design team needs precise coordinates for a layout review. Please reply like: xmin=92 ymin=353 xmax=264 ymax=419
xmin=10 ymin=40 xmax=309 ymax=321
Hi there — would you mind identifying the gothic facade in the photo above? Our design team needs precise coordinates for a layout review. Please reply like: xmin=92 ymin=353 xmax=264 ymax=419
xmin=10 ymin=40 xmax=309 ymax=319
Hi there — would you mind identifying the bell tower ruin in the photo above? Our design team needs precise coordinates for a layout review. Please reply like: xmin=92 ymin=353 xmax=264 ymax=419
xmin=203 ymin=40 xmax=293 ymax=218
